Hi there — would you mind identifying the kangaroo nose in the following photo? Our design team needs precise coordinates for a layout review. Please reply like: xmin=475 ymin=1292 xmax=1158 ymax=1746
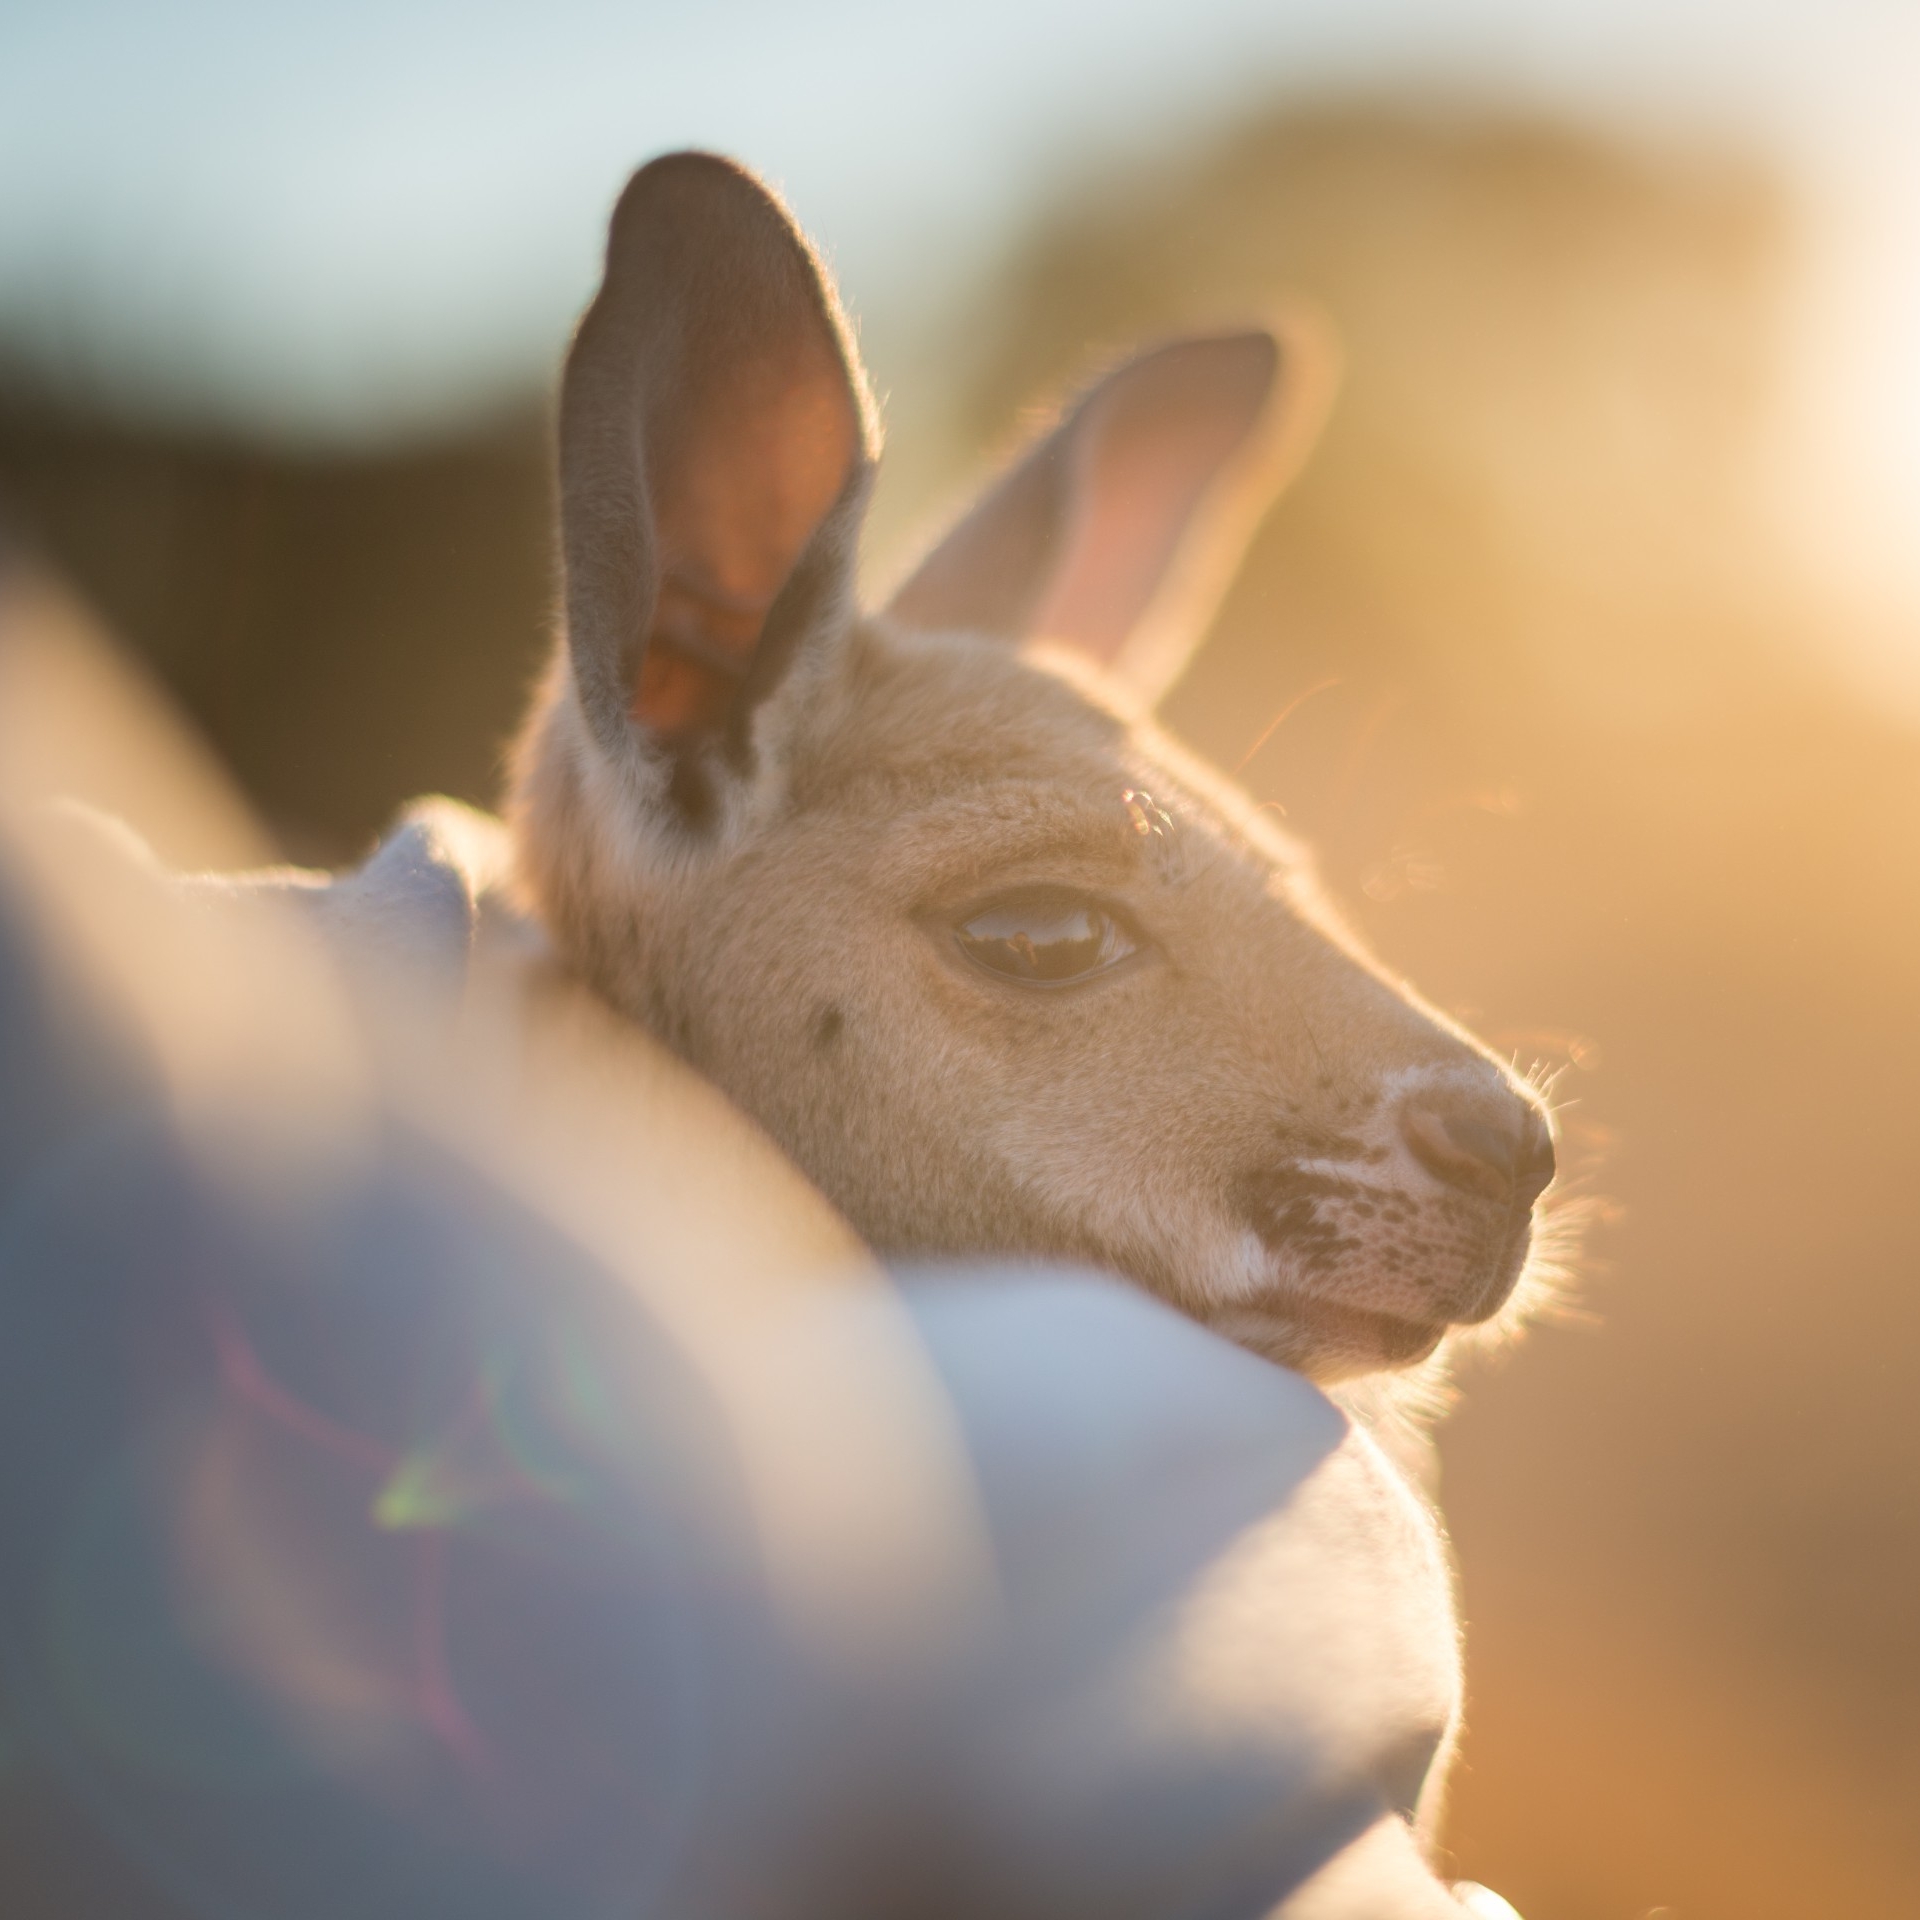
xmin=1399 ymin=1085 xmax=1555 ymax=1209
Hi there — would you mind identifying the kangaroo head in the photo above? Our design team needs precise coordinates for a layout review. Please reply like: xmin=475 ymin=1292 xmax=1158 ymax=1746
xmin=508 ymin=153 xmax=1555 ymax=1385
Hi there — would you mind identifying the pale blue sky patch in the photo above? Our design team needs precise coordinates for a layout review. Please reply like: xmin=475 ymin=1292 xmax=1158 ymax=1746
xmin=0 ymin=0 xmax=1915 ymax=443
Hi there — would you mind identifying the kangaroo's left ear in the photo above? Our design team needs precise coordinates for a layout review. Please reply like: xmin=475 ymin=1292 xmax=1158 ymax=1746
xmin=885 ymin=321 xmax=1335 ymax=706
xmin=558 ymin=152 xmax=879 ymax=809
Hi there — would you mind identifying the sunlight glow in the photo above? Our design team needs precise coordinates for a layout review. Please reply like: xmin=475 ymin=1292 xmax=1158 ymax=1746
xmin=1764 ymin=182 xmax=1920 ymax=719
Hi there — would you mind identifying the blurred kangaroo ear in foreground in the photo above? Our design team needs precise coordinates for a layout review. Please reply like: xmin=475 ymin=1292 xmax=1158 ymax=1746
xmin=885 ymin=317 xmax=1338 ymax=706
xmin=558 ymin=151 xmax=880 ymax=788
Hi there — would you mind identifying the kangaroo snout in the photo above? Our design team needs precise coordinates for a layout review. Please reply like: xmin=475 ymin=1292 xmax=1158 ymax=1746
xmin=1219 ymin=1059 xmax=1554 ymax=1374
xmin=1398 ymin=1081 xmax=1555 ymax=1211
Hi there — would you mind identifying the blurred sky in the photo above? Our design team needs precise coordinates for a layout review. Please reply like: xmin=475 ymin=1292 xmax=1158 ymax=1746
xmin=2 ymin=0 xmax=1918 ymax=436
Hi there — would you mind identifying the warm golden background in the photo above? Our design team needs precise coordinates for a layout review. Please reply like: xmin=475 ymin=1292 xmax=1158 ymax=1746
xmin=4 ymin=19 xmax=1919 ymax=1917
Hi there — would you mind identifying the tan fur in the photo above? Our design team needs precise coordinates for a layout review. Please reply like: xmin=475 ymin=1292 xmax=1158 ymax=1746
xmin=508 ymin=153 xmax=1556 ymax=1391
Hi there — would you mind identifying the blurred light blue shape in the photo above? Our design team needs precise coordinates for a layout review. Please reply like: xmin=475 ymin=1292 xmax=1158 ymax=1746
xmin=0 ymin=807 xmax=1462 ymax=1919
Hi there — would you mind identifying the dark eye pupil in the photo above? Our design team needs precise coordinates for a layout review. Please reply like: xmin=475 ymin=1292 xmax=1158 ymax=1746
xmin=956 ymin=903 xmax=1128 ymax=982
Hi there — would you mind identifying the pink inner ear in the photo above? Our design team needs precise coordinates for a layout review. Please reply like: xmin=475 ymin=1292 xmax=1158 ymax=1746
xmin=633 ymin=336 xmax=860 ymax=737
xmin=1030 ymin=343 xmax=1275 ymax=666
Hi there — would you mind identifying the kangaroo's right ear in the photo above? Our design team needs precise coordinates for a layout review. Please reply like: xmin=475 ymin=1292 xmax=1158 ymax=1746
xmin=558 ymin=153 xmax=878 ymax=810
xmin=885 ymin=324 xmax=1333 ymax=709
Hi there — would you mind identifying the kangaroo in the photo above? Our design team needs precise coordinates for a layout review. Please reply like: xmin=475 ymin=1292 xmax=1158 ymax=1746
xmin=508 ymin=151 xmax=1557 ymax=1392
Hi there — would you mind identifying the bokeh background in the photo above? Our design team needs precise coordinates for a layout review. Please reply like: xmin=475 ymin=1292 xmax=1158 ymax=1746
xmin=5 ymin=5 xmax=1920 ymax=1916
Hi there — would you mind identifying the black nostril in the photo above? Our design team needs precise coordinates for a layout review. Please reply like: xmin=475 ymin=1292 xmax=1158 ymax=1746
xmin=1399 ymin=1091 xmax=1555 ymax=1209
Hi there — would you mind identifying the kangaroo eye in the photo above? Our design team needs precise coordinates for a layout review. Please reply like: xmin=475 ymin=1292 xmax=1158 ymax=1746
xmin=953 ymin=894 xmax=1141 ymax=986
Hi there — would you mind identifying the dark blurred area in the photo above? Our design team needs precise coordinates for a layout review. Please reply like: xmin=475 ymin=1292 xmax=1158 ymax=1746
xmin=0 ymin=405 xmax=552 ymax=860
xmin=5 ymin=90 xmax=1920 ymax=1920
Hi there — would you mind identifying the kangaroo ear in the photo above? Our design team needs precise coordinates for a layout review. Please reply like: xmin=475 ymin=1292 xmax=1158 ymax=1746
xmin=886 ymin=325 xmax=1333 ymax=706
xmin=559 ymin=153 xmax=878 ymax=796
